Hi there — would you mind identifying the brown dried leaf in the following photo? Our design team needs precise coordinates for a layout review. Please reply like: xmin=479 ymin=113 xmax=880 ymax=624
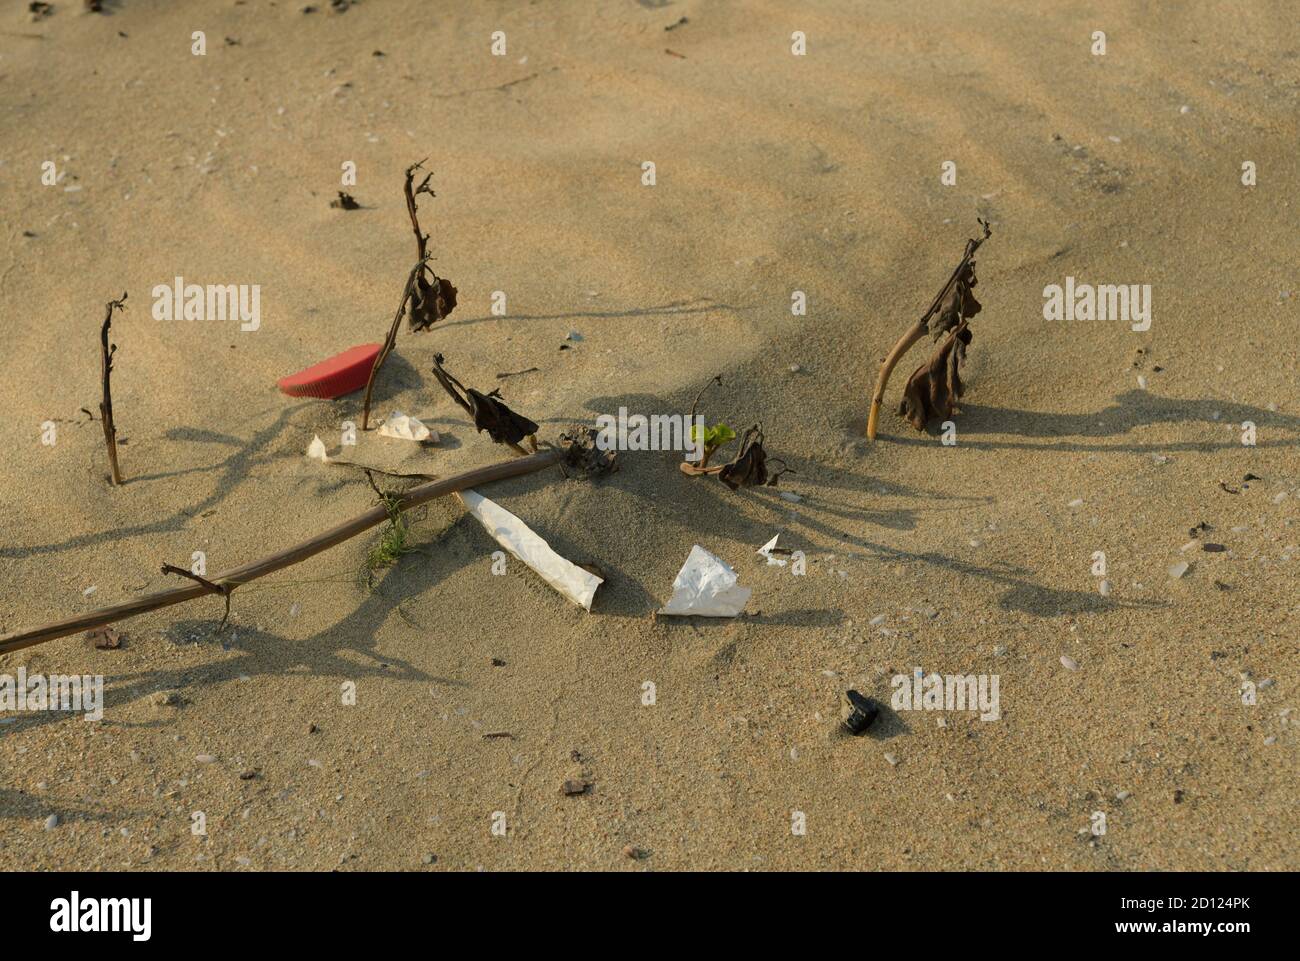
xmin=928 ymin=262 xmax=981 ymax=341
xmin=432 ymin=354 xmax=538 ymax=446
xmin=466 ymin=387 xmax=539 ymax=445
xmin=899 ymin=322 xmax=971 ymax=430
xmin=407 ymin=273 xmax=458 ymax=332
xmin=718 ymin=425 xmax=793 ymax=490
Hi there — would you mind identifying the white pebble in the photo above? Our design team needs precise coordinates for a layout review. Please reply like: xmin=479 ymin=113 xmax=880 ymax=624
xmin=195 ymin=754 xmax=217 ymax=764
xmin=1098 ymin=580 xmax=1112 ymax=596
xmin=1060 ymin=655 xmax=1079 ymax=671
xmin=1168 ymin=561 xmax=1189 ymax=579
xmin=883 ymin=752 xmax=900 ymax=766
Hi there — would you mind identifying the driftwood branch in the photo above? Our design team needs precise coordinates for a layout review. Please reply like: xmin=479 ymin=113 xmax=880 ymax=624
xmin=360 ymin=256 xmax=429 ymax=430
xmin=98 ymin=292 xmax=127 ymax=484
xmin=0 ymin=450 xmax=562 ymax=656
xmin=866 ymin=220 xmax=990 ymax=440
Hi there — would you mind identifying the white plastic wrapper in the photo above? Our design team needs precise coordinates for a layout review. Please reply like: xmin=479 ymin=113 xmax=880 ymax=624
xmin=378 ymin=411 xmax=435 ymax=443
xmin=757 ymin=534 xmax=787 ymax=566
xmin=457 ymin=488 xmax=602 ymax=611
xmin=659 ymin=545 xmax=751 ymax=617
xmin=306 ymin=435 xmax=329 ymax=462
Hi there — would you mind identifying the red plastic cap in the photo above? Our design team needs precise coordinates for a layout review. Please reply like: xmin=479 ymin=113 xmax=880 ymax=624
xmin=277 ymin=343 xmax=383 ymax=399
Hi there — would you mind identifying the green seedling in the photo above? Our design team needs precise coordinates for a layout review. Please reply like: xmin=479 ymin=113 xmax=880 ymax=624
xmin=689 ymin=421 xmax=736 ymax=468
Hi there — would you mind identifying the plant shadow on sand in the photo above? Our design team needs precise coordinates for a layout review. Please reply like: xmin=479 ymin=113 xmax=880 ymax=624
xmin=436 ymin=296 xmax=756 ymax=332
xmin=1 ymin=355 xmax=429 ymax=562
xmin=872 ymin=390 xmax=1300 ymax=453
xmin=0 ymin=524 xmax=480 ymax=739
xmin=577 ymin=389 xmax=1160 ymax=629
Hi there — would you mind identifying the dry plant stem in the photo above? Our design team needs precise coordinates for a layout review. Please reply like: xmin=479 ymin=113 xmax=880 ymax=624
xmin=361 ymin=257 xmax=428 ymax=430
xmin=0 ymin=450 xmax=562 ymax=656
xmin=866 ymin=326 xmax=928 ymax=441
xmin=685 ymin=374 xmax=723 ymax=470
xmin=160 ymin=563 xmax=232 ymax=629
xmin=866 ymin=224 xmax=990 ymax=439
xmin=98 ymin=292 xmax=127 ymax=484
xmin=404 ymin=159 xmax=433 ymax=261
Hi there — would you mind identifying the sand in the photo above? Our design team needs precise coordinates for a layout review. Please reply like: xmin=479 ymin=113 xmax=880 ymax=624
xmin=0 ymin=0 xmax=1295 ymax=871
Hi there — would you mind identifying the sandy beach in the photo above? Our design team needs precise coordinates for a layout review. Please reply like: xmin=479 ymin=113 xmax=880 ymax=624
xmin=0 ymin=0 xmax=1296 ymax=871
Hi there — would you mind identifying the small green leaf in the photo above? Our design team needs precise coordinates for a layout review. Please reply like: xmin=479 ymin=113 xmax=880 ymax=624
xmin=708 ymin=424 xmax=736 ymax=448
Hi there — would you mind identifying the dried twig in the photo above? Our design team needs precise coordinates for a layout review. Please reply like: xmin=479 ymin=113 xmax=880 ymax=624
xmin=402 ymin=159 xmax=457 ymax=333
xmin=405 ymin=158 xmax=433 ymax=261
xmin=359 ymin=162 xmax=459 ymax=429
xmin=866 ymin=220 xmax=990 ymax=439
xmin=160 ymin=563 xmax=232 ymax=629
xmin=0 ymin=450 xmax=563 ymax=656
xmin=361 ymin=256 xmax=428 ymax=430
xmin=98 ymin=292 xmax=127 ymax=484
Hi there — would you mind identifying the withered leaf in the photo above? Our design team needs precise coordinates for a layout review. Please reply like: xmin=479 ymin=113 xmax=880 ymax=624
xmin=407 ymin=272 xmax=458 ymax=332
xmin=899 ymin=322 xmax=971 ymax=431
xmin=466 ymin=387 xmax=538 ymax=445
xmin=432 ymin=354 xmax=538 ymax=446
xmin=927 ymin=262 xmax=981 ymax=341
xmin=718 ymin=425 xmax=793 ymax=490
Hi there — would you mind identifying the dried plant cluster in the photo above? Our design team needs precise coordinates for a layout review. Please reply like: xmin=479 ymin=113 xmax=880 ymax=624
xmin=867 ymin=220 xmax=991 ymax=438
xmin=361 ymin=160 xmax=459 ymax=429
xmin=679 ymin=376 xmax=792 ymax=489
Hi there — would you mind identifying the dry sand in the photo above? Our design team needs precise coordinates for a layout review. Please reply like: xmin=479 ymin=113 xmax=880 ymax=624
xmin=0 ymin=0 xmax=1296 ymax=870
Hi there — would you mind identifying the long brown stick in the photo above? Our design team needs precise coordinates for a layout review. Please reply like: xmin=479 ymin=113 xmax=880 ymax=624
xmin=0 ymin=450 xmax=561 ymax=656
xmin=866 ymin=221 xmax=989 ymax=439
xmin=360 ymin=257 xmax=428 ymax=430
xmin=98 ymin=292 xmax=127 ymax=484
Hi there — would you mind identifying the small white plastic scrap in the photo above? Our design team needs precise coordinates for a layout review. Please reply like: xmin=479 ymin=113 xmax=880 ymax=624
xmin=377 ymin=410 xmax=434 ymax=442
xmin=756 ymin=534 xmax=787 ymax=567
xmin=306 ymin=435 xmax=329 ymax=462
xmin=659 ymin=545 xmax=751 ymax=617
